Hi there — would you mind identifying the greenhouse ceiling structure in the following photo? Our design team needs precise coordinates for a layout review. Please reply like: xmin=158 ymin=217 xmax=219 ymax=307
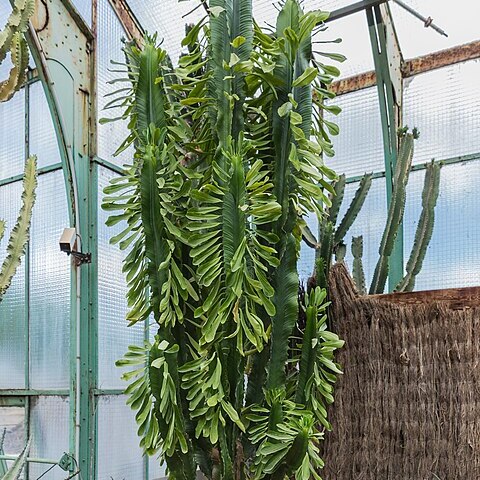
xmin=0 ymin=0 xmax=478 ymax=478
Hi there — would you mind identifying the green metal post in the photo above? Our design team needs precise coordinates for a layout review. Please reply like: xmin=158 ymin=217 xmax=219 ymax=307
xmin=367 ymin=5 xmax=404 ymax=291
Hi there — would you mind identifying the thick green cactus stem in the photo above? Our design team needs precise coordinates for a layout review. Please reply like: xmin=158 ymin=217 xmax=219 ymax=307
xmin=334 ymin=173 xmax=372 ymax=245
xmin=395 ymin=160 xmax=441 ymax=292
xmin=0 ymin=33 xmax=29 ymax=102
xmin=0 ymin=155 xmax=37 ymax=302
xmin=351 ymin=235 xmax=366 ymax=295
xmin=0 ymin=0 xmax=35 ymax=63
xmin=369 ymin=132 xmax=415 ymax=294
xmin=328 ymin=174 xmax=346 ymax=225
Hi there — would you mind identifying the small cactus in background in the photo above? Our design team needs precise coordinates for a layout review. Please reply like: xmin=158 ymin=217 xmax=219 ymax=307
xmin=305 ymin=128 xmax=441 ymax=294
xmin=0 ymin=0 xmax=37 ymax=304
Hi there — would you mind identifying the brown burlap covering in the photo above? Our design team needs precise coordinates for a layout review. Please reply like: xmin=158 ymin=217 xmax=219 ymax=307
xmin=322 ymin=263 xmax=480 ymax=480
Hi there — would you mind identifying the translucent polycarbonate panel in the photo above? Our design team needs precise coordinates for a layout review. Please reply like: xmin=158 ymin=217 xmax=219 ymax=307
xmin=98 ymin=167 xmax=144 ymax=388
xmin=71 ymin=0 xmax=92 ymax=25
xmin=29 ymin=171 xmax=70 ymax=389
xmin=0 ymin=406 xmax=25 ymax=455
xmin=299 ymin=178 xmax=387 ymax=290
xmin=403 ymin=161 xmax=480 ymax=291
xmin=149 ymin=453 xmax=167 ymax=480
xmin=318 ymin=12 xmax=374 ymax=79
xmin=97 ymin=395 xmax=145 ymax=480
xmin=391 ymin=0 xmax=477 ymax=59
xmin=29 ymin=81 xmax=62 ymax=169
xmin=0 ymin=181 xmax=26 ymax=389
xmin=336 ymin=177 xmax=387 ymax=291
xmin=97 ymin=0 xmax=134 ymax=165
xmin=125 ymin=0 xmax=204 ymax=63
xmin=126 ymin=0 xmax=361 ymax=73
xmin=29 ymin=396 xmax=69 ymax=480
xmin=325 ymin=87 xmax=384 ymax=177
xmin=404 ymin=61 xmax=480 ymax=165
xmin=0 ymin=90 xmax=25 ymax=180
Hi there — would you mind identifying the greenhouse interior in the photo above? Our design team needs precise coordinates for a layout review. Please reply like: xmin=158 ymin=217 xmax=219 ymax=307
xmin=0 ymin=0 xmax=479 ymax=478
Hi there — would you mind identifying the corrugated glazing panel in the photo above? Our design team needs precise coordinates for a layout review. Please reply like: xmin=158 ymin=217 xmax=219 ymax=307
xmin=0 ymin=181 xmax=26 ymax=389
xmin=97 ymin=0 xmax=134 ymax=166
xmin=29 ymin=81 xmax=62 ymax=169
xmin=125 ymin=0 xmax=204 ymax=63
xmin=29 ymin=396 xmax=69 ymax=480
xmin=97 ymin=395 xmax=145 ymax=480
xmin=0 ymin=406 xmax=25 ymax=470
xmin=0 ymin=90 xmax=25 ymax=179
xmin=391 ymin=0 xmax=477 ymax=59
xmin=299 ymin=178 xmax=387 ymax=291
xmin=98 ymin=166 xmax=144 ymax=388
xmin=125 ymin=0 xmax=363 ymax=76
xmin=149 ymin=453 xmax=167 ymax=480
xmin=338 ymin=178 xmax=387 ymax=292
xmin=317 ymin=11 xmax=374 ymax=79
xmin=404 ymin=61 xmax=480 ymax=165
xmin=29 ymin=171 xmax=70 ymax=389
xmin=403 ymin=161 xmax=480 ymax=290
xmin=325 ymin=87 xmax=385 ymax=177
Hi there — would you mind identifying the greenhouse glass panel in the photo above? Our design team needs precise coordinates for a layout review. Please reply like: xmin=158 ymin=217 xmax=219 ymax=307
xmin=29 ymin=81 xmax=62 ymax=169
xmin=29 ymin=396 xmax=70 ymax=480
xmin=403 ymin=61 xmax=480 ymax=165
xmin=0 ymin=90 xmax=25 ymax=179
xmin=0 ymin=181 xmax=25 ymax=389
xmin=97 ymin=167 xmax=144 ymax=388
xmin=336 ymin=177 xmax=388 ymax=290
xmin=325 ymin=87 xmax=385 ymax=177
xmin=29 ymin=171 xmax=70 ymax=389
xmin=71 ymin=0 xmax=92 ymax=26
xmin=97 ymin=0 xmax=134 ymax=166
xmin=299 ymin=177 xmax=388 ymax=289
xmin=391 ymin=0 xmax=477 ymax=59
xmin=0 ymin=406 xmax=25 ymax=469
xmin=96 ymin=395 xmax=145 ymax=480
xmin=404 ymin=161 xmax=480 ymax=291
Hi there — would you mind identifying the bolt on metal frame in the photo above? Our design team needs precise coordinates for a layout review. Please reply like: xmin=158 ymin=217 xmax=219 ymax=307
xmin=0 ymin=0 xmax=479 ymax=478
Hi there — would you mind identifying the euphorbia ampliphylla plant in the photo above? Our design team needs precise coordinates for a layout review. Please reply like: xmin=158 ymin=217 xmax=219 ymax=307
xmin=103 ymin=1 xmax=344 ymax=478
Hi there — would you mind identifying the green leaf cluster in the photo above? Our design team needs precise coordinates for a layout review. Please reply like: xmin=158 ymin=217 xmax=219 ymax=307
xmin=104 ymin=2 xmax=344 ymax=478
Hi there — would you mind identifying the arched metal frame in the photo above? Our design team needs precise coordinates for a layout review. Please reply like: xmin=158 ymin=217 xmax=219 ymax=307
xmin=1 ymin=0 xmax=478 ymax=477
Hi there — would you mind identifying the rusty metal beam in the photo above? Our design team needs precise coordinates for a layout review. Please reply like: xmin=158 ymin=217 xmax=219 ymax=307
xmin=402 ymin=39 xmax=480 ymax=77
xmin=108 ymin=0 xmax=144 ymax=44
xmin=331 ymin=40 xmax=480 ymax=96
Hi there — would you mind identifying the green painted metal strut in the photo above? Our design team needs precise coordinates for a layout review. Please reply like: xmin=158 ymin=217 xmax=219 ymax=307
xmin=367 ymin=4 xmax=404 ymax=292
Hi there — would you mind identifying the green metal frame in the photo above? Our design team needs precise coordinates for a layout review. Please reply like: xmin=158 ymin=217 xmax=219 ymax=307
xmin=1 ymin=0 xmax=479 ymax=479
xmin=367 ymin=3 xmax=404 ymax=291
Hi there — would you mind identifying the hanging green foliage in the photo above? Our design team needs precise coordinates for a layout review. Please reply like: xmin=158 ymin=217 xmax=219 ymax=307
xmin=103 ymin=1 xmax=345 ymax=478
